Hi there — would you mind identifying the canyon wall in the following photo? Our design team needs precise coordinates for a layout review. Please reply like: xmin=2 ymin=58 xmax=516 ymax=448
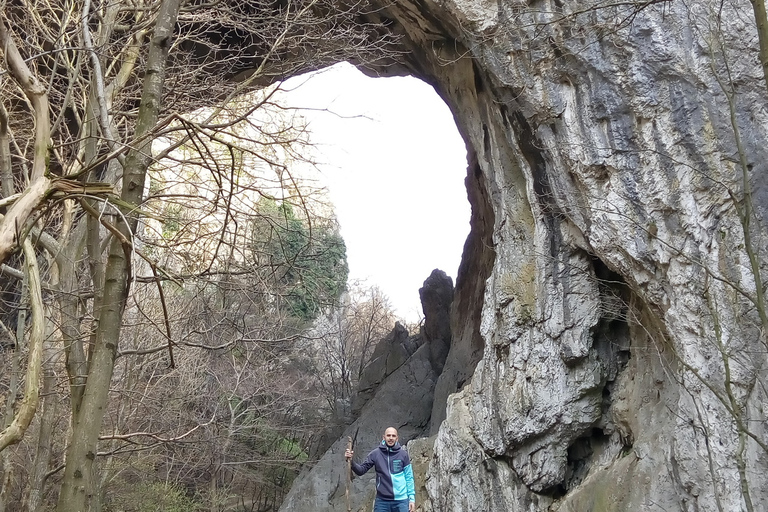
xmin=282 ymin=0 xmax=768 ymax=509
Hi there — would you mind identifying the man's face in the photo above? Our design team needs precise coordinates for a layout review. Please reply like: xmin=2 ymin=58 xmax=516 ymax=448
xmin=383 ymin=428 xmax=398 ymax=447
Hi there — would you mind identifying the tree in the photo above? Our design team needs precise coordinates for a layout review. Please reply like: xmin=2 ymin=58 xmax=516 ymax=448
xmin=305 ymin=283 xmax=397 ymax=418
xmin=0 ymin=0 xmax=395 ymax=510
xmin=252 ymin=199 xmax=349 ymax=322
xmin=99 ymin=281 xmax=319 ymax=511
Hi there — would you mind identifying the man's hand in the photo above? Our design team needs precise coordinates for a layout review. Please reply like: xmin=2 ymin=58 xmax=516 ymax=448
xmin=409 ymin=501 xmax=415 ymax=512
xmin=344 ymin=448 xmax=354 ymax=460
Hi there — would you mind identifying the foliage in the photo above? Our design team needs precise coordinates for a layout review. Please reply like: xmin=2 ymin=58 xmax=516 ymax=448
xmin=104 ymin=482 xmax=202 ymax=512
xmin=253 ymin=199 xmax=349 ymax=322
xmin=89 ymin=271 xmax=330 ymax=512
xmin=0 ymin=0 xmax=382 ymax=505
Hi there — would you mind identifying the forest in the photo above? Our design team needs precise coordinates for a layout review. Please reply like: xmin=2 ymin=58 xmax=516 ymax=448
xmin=0 ymin=0 xmax=403 ymax=510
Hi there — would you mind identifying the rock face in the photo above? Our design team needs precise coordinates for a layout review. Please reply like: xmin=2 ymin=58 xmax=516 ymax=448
xmin=419 ymin=269 xmax=454 ymax=374
xmin=353 ymin=322 xmax=416 ymax=416
xmin=365 ymin=0 xmax=768 ymax=509
xmin=284 ymin=0 xmax=768 ymax=509
xmin=353 ymin=270 xmax=455 ymax=416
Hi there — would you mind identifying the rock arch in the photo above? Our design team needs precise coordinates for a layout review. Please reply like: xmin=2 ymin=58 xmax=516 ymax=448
xmin=281 ymin=0 xmax=768 ymax=509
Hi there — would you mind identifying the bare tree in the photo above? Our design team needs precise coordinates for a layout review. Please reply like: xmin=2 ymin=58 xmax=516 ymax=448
xmin=306 ymin=283 xmax=397 ymax=418
xmin=0 ymin=0 xmax=396 ymax=510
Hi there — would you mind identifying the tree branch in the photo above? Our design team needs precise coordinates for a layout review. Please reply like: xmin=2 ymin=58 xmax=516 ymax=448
xmin=0 ymin=19 xmax=52 ymax=264
xmin=0 ymin=238 xmax=45 ymax=451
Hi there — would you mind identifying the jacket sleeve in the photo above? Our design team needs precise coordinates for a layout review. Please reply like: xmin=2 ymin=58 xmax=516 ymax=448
xmin=351 ymin=451 xmax=375 ymax=476
xmin=404 ymin=462 xmax=415 ymax=502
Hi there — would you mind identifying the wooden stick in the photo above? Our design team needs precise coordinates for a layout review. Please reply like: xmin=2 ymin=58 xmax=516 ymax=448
xmin=346 ymin=436 xmax=353 ymax=512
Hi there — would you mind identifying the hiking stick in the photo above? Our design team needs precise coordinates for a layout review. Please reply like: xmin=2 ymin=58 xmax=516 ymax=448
xmin=346 ymin=436 xmax=353 ymax=512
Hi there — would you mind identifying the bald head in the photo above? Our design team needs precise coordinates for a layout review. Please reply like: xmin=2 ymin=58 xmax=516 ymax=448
xmin=383 ymin=427 xmax=398 ymax=447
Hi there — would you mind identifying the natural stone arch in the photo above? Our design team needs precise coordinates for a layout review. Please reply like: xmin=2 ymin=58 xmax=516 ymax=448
xmin=280 ymin=0 xmax=768 ymax=509
xmin=3 ymin=0 xmax=766 ymax=508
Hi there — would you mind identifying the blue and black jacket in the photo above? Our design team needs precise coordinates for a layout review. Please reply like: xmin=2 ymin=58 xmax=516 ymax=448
xmin=351 ymin=440 xmax=415 ymax=503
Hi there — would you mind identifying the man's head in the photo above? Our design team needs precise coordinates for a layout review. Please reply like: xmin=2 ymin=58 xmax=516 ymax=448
xmin=383 ymin=427 xmax=399 ymax=447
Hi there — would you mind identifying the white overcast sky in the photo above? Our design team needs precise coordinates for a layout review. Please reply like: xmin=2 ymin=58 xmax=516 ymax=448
xmin=279 ymin=63 xmax=470 ymax=322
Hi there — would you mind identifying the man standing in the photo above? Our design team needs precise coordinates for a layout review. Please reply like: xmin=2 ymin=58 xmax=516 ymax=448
xmin=344 ymin=427 xmax=416 ymax=512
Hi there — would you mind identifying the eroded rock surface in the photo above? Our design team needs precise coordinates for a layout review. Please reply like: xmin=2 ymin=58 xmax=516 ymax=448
xmin=353 ymin=322 xmax=415 ymax=416
xmin=375 ymin=0 xmax=768 ymax=508
xmin=353 ymin=270 xmax=454 ymax=416
xmin=284 ymin=0 xmax=768 ymax=509
xmin=419 ymin=269 xmax=454 ymax=373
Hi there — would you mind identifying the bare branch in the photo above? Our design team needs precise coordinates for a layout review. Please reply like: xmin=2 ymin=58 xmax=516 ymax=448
xmin=0 ymin=238 xmax=44 ymax=451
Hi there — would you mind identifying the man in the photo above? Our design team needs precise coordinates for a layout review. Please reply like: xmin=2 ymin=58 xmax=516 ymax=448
xmin=344 ymin=427 xmax=416 ymax=512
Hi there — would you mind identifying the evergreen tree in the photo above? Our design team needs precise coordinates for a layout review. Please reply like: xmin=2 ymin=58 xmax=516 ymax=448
xmin=254 ymin=199 xmax=349 ymax=322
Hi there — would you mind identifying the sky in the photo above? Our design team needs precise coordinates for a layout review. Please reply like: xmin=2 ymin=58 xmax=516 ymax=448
xmin=279 ymin=63 xmax=471 ymax=323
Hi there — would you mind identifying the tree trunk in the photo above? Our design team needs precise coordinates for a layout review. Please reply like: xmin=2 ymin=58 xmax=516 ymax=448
xmin=56 ymin=1 xmax=182 ymax=509
xmin=24 ymin=336 xmax=60 ymax=512
xmin=0 ymin=239 xmax=45 ymax=451
xmin=751 ymin=0 xmax=768 ymax=93
xmin=59 ymin=228 xmax=88 ymax=416
xmin=0 ymin=277 xmax=27 ymax=512
xmin=0 ymin=103 xmax=12 ymax=198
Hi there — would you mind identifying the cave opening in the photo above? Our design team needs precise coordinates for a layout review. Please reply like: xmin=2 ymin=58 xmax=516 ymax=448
xmin=279 ymin=62 xmax=472 ymax=323
xmin=590 ymin=256 xmax=632 ymax=377
xmin=547 ymin=256 xmax=636 ymax=497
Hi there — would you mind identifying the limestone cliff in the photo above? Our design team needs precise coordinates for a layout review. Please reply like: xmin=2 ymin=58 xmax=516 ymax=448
xmin=282 ymin=0 xmax=768 ymax=509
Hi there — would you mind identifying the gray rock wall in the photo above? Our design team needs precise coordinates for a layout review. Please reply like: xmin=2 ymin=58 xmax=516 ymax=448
xmin=372 ymin=0 xmax=768 ymax=509
xmin=282 ymin=0 xmax=768 ymax=509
